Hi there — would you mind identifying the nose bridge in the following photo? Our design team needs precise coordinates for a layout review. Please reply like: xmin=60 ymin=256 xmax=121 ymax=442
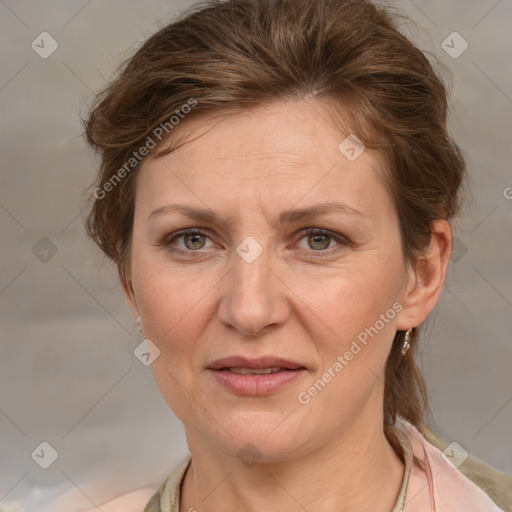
xmin=229 ymin=189 xmax=276 ymax=288
xmin=231 ymin=233 xmax=273 ymax=302
xmin=218 ymin=232 xmax=285 ymax=335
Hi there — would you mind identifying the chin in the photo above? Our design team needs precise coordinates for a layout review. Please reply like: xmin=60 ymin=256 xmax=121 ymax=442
xmin=207 ymin=409 xmax=310 ymax=463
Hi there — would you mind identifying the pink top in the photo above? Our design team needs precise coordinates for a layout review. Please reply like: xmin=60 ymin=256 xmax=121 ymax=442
xmin=390 ymin=416 xmax=507 ymax=511
xmin=144 ymin=416 xmax=507 ymax=512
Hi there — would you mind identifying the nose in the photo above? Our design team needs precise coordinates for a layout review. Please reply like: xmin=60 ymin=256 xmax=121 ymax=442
xmin=217 ymin=239 xmax=290 ymax=337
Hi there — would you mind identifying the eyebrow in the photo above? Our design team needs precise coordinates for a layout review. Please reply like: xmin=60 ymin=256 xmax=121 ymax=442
xmin=148 ymin=201 xmax=368 ymax=225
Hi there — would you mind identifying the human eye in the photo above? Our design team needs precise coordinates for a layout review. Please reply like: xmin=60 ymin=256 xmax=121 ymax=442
xmin=163 ymin=228 xmax=218 ymax=255
xmin=160 ymin=227 xmax=350 ymax=258
xmin=295 ymin=228 xmax=349 ymax=256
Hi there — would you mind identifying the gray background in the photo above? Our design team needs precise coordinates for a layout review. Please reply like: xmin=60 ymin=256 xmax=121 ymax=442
xmin=0 ymin=1 xmax=511 ymax=511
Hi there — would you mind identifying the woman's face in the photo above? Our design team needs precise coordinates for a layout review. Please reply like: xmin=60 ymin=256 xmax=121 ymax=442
xmin=125 ymin=99 xmax=418 ymax=461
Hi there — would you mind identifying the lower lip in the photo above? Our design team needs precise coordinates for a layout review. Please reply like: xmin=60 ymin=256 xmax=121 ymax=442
xmin=207 ymin=368 xmax=307 ymax=396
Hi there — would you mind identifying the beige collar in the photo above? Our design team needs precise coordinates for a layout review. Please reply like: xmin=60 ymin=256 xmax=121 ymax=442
xmin=147 ymin=424 xmax=414 ymax=512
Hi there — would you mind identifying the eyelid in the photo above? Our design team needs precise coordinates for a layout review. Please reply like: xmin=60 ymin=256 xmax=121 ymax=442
xmin=164 ymin=228 xmax=216 ymax=251
xmin=297 ymin=227 xmax=347 ymax=253
xmin=163 ymin=227 xmax=349 ymax=255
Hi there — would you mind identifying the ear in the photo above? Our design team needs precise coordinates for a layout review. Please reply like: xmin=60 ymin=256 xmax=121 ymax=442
xmin=396 ymin=220 xmax=452 ymax=330
xmin=120 ymin=269 xmax=140 ymax=320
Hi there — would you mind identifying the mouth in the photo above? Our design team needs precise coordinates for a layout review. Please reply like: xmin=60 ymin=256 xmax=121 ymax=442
xmin=218 ymin=366 xmax=301 ymax=375
xmin=207 ymin=355 xmax=305 ymax=371
xmin=206 ymin=357 xmax=307 ymax=396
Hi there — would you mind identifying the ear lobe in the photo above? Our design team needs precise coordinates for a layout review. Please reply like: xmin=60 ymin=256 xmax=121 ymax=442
xmin=396 ymin=220 xmax=452 ymax=331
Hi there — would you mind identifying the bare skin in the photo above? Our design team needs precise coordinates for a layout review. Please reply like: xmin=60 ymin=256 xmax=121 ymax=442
xmin=88 ymin=98 xmax=451 ymax=512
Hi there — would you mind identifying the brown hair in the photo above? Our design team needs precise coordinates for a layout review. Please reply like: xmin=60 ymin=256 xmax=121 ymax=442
xmin=83 ymin=0 xmax=467 ymax=432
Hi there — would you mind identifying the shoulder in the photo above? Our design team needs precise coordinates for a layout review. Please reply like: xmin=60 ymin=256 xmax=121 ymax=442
xmin=79 ymin=487 xmax=158 ymax=512
xmin=421 ymin=424 xmax=512 ymax=512
xmin=399 ymin=418 xmax=512 ymax=512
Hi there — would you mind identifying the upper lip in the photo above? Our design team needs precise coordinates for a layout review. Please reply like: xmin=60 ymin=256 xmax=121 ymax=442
xmin=207 ymin=356 xmax=305 ymax=371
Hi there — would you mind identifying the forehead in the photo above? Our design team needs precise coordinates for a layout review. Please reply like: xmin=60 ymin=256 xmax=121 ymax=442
xmin=136 ymin=99 xmax=392 ymax=220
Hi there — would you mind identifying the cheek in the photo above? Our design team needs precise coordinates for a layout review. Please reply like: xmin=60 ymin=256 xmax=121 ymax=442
xmin=135 ymin=269 xmax=212 ymax=349
xmin=130 ymin=229 xmax=216 ymax=331
xmin=297 ymin=272 xmax=401 ymax=416
xmin=132 ymin=265 xmax=213 ymax=422
xmin=298 ymin=255 xmax=403 ymax=382
xmin=296 ymin=253 xmax=402 ymax=331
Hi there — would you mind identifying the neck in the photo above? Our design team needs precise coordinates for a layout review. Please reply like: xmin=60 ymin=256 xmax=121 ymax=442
xmin=179 ymin=409 xmax=404 ymax=512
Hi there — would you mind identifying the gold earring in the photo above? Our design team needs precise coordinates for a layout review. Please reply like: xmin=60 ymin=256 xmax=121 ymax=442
xmin=401 ymin=329 xmax=412 ymax=356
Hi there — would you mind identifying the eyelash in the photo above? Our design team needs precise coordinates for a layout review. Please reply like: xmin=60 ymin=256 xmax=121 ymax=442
xmin=163 ymin=228 xmax=349 ymax=257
